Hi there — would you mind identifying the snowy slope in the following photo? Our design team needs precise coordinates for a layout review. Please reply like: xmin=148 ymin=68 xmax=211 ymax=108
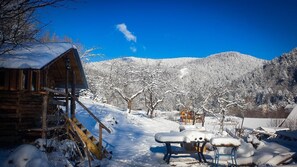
xmin=1 ymin=97 xmax=295 ymax=167
xmin=75 ymin=97 xmax=296 ymax=167
xmin=76 ymin=97 xmax=181 ymax=166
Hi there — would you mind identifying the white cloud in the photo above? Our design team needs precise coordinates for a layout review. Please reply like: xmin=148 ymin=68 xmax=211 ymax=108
xmin=116 ymin=23 xmax=137 ymax=42
xmin=130 ymin=46 xmax=137 ymax=53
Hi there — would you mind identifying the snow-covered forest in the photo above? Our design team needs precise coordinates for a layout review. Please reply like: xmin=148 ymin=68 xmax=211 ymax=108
xmin=84 ymin=52 xmax=265 ymax=113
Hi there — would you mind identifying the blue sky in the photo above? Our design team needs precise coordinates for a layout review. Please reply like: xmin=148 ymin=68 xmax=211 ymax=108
xmin=38 ymin=0 xmax=297 ymax=61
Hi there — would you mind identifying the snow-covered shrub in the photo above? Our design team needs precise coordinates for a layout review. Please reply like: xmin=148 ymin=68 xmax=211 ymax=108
xmin=247 ymin=134 xmax=261 ymax=149
xmin=3 ymin=144 xmax=49 ymax=167
xmin=34 ymin=138 xmax=58 ymax=152
xmin=34 ymin=138 xmax=82 ymax=166
xmin=237 ymin=140 xmax=255 ymax=157
xmin=58 ymin=140 xmax=80 ymax=161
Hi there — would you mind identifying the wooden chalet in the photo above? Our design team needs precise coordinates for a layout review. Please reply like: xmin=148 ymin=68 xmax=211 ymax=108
xmin=0 ymin=43 xmax=112 ymax=161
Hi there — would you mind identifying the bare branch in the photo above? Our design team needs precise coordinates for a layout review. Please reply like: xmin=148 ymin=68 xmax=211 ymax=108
xmin=115 ymin=88 xmax=128 ymax=102
xmin=131 ymin=89 xmax=143 ymax=100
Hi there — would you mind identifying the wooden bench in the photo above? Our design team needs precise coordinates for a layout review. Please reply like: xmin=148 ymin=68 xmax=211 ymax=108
xmin=210 ymin=137 xmax=241 ymax=167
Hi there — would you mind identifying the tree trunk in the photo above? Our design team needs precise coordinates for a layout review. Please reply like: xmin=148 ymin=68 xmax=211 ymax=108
xmin=128 ymin=100 xmax=132 ymax=113
xmin=150 ymin=109 xmax=154 ymax=118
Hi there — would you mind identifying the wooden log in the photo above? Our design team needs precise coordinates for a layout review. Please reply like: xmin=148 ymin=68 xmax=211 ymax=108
xmin=65 ymin=57 xmax=70 ymax=118
xmin=71 ymin=71 xmax=76 ymax=119
xmin=99 ymin=125 xmax=103 ymax=157
xmin=42 ymin=93 xmax=48 ymax=139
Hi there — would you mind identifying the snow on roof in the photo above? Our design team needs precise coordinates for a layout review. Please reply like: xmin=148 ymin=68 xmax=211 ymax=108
xmin=257 ymin=127 xmax=289 ymax=134
xmin=285 ymin=105 xmax=297 ymax=121
xmin=0 ymin=43 xmax=76 ymax=69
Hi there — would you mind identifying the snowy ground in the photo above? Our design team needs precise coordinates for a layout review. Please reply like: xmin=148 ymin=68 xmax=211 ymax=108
xmin=1 ymin=97 xmax=296 ymax=166
xmin=76 ymin=98 xmax=182 ymax=166
xmin=75 ymin=97 xmax=297 ymax=167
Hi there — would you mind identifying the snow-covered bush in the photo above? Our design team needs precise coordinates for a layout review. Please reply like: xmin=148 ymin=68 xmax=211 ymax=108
xmin=3 ymin=144 xmax=49 ymax=167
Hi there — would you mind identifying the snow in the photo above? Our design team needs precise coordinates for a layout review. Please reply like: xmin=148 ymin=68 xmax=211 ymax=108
xmin=282 ymin=105 xmax=297 ymax=130
xmin=210 ymin=137 xmax=241 ymax=147
xmin=155 ymin=132 xmax=187 ymax=143
xmin=2 ymin=144 xmax=49 ymax=167
xmin=266 ymin=152 xmax=295 ymax=166
xmin=113 ymin=56 xmax=199 ymax=67
xmin=179 ymin=124 xmax=205 ymax=131
xmin=237 ymin=140 xmax=255 ymax=157
xmin=0 ymin=96 xmax=296 ymax=166
xmin=75 ymin=98 xmax=181 ymax=166
xmin=0 ymin=42 xmax=75 ymax=69
xmin=243 ymin=117 xmax=285 ymax=129
xmin=155 ymin=130 xmax=208 ymax=143
xmin=286 ymin=104 xmax=297 ymax=120
xmin=179 ymin=67 xmax=189 ymax=78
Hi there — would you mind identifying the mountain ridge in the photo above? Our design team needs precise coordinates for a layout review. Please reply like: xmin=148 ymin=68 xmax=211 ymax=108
xmin=84 ymin=51 xmax=267 ymax=112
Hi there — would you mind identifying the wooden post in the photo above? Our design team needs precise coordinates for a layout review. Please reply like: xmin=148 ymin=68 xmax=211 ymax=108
xmin=44 ymin=69 xmax=48 ymax=88
xmin=18 ymin=70 xmax=23 ymax=90
xmin=28 ymin=70 xmax=32 ymax=91
xmin=99 ymin=124 xmax=103 ymax=159
xmin=36 ymin=71 xmax=41 ymax=91
xmin=42 ymin=93 xmax=48 ymax=139
xmin=65 ymin=57 xmax=70 ymax=118
xmin=71 ymin=71 xmax=76 ymax=119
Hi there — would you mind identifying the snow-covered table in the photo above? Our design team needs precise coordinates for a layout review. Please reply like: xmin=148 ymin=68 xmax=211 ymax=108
xmin=210 ymin=137 xmax=241 ymax=167
xmin=155 ymin=130 xmax=213 ymax=164
xmin=179 ymin=124 xmax=205 ymax=131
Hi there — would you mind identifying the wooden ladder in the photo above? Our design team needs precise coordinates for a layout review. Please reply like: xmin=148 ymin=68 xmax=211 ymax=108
xmin=67 ymin=118 xmax=111 ymax=160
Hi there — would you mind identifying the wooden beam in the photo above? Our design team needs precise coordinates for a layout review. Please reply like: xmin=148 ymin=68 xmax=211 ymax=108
xmin=99 ymin=125 xmax=103 ymax=156
xmin=36 ymin=71 xmax=41 ymax=91
xmin=43 ymin=87 xmax=67 ymax=96
xmin=4 ymin=70 xmax=9 ymax=89
xmin=71 ymin=71 xmax=76 ymax=119
xmin=41 ymin=93 xmax=48 ymax=139
xmin=51 ymin=99 xmax=67 ymax=106
xmin=28 ymin=70 xmax=32 ymax=91
xmin=43 ymin=68 xmax=48 ymax=88
xmin=18 ymin=70 xmax=23 ymax=90
xmin=65 ymin=57 xmax=70 ymax=118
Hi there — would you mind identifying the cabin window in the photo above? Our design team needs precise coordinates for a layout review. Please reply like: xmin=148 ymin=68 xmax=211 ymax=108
xmin=0 ymin=70 xmax=5 ymax=89
xmin=9 ymin=70 xmax=18 ymax=90
xmin=23 ymin=71 xmax=29 ymax=90
xmin=22 ymin=70 xmax=39 ymax=91
xmin=32 ymin=71 xmax=38 ymax=91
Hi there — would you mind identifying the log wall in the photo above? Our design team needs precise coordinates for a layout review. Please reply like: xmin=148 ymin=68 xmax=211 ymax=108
xmin=0 ymin=91 xmax=44 ymax=144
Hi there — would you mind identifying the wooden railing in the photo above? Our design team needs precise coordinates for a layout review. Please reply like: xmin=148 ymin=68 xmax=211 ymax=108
xmin=43 ymin=87 xmax=111 ymax=155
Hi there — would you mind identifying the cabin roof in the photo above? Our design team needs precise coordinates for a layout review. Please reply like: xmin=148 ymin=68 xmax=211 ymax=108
xmin=0 ymin=43 xmax=75 ymax=69
xmin=0 ymin=42 xmax=88 ymax=89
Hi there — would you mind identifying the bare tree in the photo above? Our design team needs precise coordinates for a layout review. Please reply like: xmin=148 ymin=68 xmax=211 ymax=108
xmin=140 ymin=61 xmax=172 ymax=118
xmin=201 ymin=87 xmax=246 ymax=133
xmin=115 ymin=88 xmax=143 ymax=113
xmin=144 ymin=87 xmax=167 ymax=118
xmin=216 ymin=89 xmax=246 ymax=133
xmin=0 ymin=0 xmax=64 ymax=54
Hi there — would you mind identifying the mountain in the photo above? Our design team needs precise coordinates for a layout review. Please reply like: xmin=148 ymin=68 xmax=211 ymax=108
xmin=83 ymin=51 xmax=266 ymax=112
xmin=229 ymin=48 xmax=297 ymax=115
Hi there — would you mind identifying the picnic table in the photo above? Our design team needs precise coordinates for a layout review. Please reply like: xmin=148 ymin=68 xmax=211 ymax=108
xmin=155 ymin=130 xmax=213 ymax=164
